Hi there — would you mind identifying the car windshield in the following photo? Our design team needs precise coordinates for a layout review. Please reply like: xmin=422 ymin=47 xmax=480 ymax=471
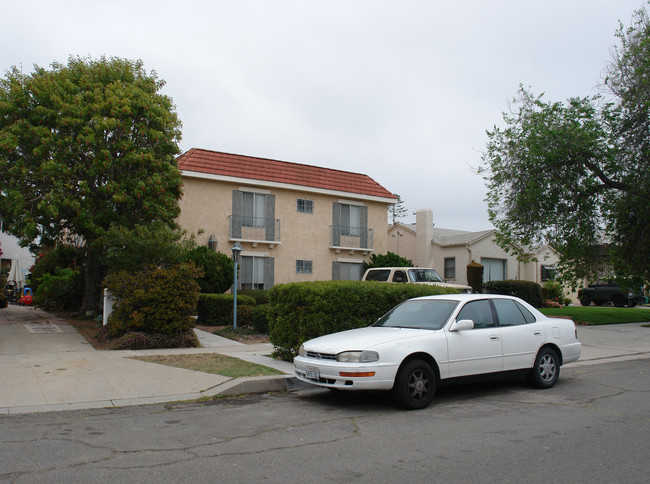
xmin=408 ymin=269 xmax=444 ymax=283
xmin=373 ymin=300 xmax=458 ymax=330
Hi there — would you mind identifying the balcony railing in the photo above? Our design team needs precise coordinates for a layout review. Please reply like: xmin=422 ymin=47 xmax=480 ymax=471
xmin=229 ymin=215 xmax=281 ymax=247
xmin=330 ymin=225 xmax=373 ymax=253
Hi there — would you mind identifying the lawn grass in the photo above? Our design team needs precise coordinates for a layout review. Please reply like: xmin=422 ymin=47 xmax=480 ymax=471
xmin=133 ymin=353 xmax=284 ymax=378
xmin=539 ymin=306 xmax=650 ymax=325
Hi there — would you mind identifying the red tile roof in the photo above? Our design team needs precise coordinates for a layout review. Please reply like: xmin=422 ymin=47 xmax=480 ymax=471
xmin=177 ymin=148 xmax=396 ymax=201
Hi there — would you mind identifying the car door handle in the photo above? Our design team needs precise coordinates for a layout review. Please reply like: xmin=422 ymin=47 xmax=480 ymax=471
xmin=534 ymin=330 xmax=542 ymax=335
xmin=490 ymin=335 xmax=500 ymax=341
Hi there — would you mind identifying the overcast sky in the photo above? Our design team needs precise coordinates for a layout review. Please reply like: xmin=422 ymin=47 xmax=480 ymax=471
xmin=2 ymin=1 xmax=644 ymax=231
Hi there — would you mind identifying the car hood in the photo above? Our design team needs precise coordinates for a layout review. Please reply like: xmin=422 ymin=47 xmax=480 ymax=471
xmin=303 ymin=326 xmax=436 ymax=354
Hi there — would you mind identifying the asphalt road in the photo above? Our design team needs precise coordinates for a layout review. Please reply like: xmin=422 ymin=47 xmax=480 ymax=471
xmin=0 ymin=359 xmax=648 ymax=483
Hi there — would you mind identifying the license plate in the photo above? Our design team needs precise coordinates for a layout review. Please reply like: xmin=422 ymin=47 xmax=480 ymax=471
xmin=305 ymin=367 xmax=320 ymax=380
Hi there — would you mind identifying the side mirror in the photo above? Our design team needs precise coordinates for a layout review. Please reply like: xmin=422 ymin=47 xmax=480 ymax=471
xmin=449 ymin=319 xmax=474 ymax=332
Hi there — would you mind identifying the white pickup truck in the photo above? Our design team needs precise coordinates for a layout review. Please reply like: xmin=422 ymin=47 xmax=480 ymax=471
xmin=361 ymin=267 xmax=473 ymax=293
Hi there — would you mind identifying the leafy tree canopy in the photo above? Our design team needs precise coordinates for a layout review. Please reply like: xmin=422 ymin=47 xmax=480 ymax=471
xmin=480 ymin=4 xmax=650 ymax=288
xmin=0 ymin=56 xmax=184 ymax=310
xmin=185 ymin=246 xmax=235 ymax=294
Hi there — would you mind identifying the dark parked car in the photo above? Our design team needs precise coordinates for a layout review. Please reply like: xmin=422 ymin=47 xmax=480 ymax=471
xmin=578 ymin=281 xmax=640 ymax=307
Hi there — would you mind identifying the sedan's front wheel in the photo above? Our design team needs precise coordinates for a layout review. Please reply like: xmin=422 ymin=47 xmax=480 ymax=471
xmin=527 ymin=347 xmax=560 ymax=389
xmin=392 ymin=359 xmax=436 ymax=410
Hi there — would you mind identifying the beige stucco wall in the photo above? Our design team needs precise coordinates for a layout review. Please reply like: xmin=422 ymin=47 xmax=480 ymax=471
xmin=387 ymin=224 xmax=416 ymax=263
xmin=177 ymin=175 xmax=391 ymax=285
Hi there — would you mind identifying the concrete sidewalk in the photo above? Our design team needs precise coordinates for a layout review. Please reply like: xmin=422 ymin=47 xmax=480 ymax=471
xmin=0 ymin=305 xmax=295 ymax=415
xmin=1 ymin=304 xmax=649 ymax=415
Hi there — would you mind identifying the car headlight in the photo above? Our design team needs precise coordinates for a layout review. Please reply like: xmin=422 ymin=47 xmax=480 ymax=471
xmin=298 ymin=344 xmax=305 ymax=357
xmin=337 ymin=351 xmax=379 ymax=363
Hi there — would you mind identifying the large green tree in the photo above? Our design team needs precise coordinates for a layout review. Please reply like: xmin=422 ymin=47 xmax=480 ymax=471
xmin=0 ymin=56 xmax=183 ymax=311
xmin=481 ymin=4 xmax=650 ymax=287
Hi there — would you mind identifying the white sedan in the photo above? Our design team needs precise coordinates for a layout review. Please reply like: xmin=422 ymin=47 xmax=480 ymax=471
xmin=294 ymin=294 xmax=582 ymax=409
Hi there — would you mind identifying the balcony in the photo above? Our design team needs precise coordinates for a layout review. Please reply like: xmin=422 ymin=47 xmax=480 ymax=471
xmin=229 ymin=215 xmax=281 ymax=248
xmin=330 ymin=225 xmax=373 ymax=255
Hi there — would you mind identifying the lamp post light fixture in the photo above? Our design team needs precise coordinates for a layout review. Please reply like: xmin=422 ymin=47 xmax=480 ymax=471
xmin=208 ymin=234 xmax=218 ymax=251
xmin=231 ymin=242 xmax=242 ymax=330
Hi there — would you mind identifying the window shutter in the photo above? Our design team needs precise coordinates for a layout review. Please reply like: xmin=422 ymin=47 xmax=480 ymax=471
xmin=231 ymin=191 xmax=243 ymax=238
xmin=265 ymin=194 xmax=275 ymax=241
xmin=359 ymin=205 xmax=368 ymax=248
xmin=332 ymin=203 xmax=341 ymax=246
xmin=332 ymin=261 xmax=340 ymax=280
xmin=264 ymin=257 xmax=275 ymax=288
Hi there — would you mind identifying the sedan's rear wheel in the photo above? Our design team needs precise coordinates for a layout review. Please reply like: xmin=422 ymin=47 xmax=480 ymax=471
xmin=527 ymin=348 xmax=560 ymax=389
xmin=392 ymin=359 xmax=436 ymax=410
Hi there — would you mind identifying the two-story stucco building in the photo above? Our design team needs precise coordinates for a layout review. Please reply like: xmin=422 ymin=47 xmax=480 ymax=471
xmin=176 ymin=149 xmax=396 ymax=289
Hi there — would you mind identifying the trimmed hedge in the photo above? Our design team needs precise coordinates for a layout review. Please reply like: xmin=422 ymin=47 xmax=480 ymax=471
xmin=268 ymin=280 xmax=458 ymax=361
xmin=197 ymin=293 xmax=256 ymax=326
xmin=238 ymin=289 xmax=270 ymax=305
xmin=483 ymin=280 xmax=543 ymax=307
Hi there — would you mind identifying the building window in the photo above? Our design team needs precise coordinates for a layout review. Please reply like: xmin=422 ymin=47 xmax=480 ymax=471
xmin=296 ymin=260 xmax=313 ymax=274
xmin=333 ymin=262 xmax=363 ymax=281
xmin=541 ymin=265 xmax=556 ymax=281
xmin=297 ymin=199 xmax=313 ymax=214
xmin=240 ymin=256 xmax=265 ymax=290
xmin=340 ymin=204 xmax=362 ymax=236
xmin=444 ymin=257 xmax=456 ymax=279
xmin=242 ymin=192 xmax=266 ymax=227
xmin=481 ymin=258 xmax=506 ymax=282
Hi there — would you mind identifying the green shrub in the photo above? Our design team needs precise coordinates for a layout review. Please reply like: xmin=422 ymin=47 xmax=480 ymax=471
xmin=33 ymin=267 xmax=84 ymax=311
xmin=105 ymin=263 xmax=201 ymax=338
xmin=238 ymin=289 xmax=269 ymax=305
xmin=363 ymin=252 xmax=412 ymax=272
xmin=197 ymin=293 xmax=256 ymax=325
xmin=185 ymin=247 xmax=234 ymax=293
xmin=268 ymin=280 xmax=457 ymax=360
xmin=466 ymin=261 xmax=484 ymax=294
xmin=237 ymin=305 xmax=255 ymax=327
xmin=252 ymin=304 xmax=270 ymax=333
xmin=484 ymin=280 xmax=543 ymax=307
xmin=30 ymin=245 xmax=83 ymax=295
xmin=542 ymin=281 xmax=564 ymax=304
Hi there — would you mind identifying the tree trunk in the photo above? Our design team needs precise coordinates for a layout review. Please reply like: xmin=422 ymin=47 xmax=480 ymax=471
xmin=83 ymin=246 xmax=102 ymax=314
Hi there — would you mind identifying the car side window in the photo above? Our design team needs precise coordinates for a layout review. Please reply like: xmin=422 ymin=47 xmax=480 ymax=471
xmin=392 ymin=271 xmax=407 ymax=283
xmin=493 ymin=299 xmax=528 ymax=326
xmin=456 ymin=300 xmax=495 ymax=329
xmin=366 ymin=270 xmax=390 ymax=281
xmin=515 ymin=301 xmax=536 ymax=323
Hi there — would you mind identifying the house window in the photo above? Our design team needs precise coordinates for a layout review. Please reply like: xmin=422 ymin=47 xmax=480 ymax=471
xmin=296 ymin=260 xmax=313 ymax=274
xmin=297 ymin=199 xmax=313 ymax=214
xmin=242 ymin=192 xmax=266 ymax=227
xmin=541 ymin=265 xmax=556 ymax=281
xmin=340 ymin=204 xmax=362 ymax=236
xmin=481 ymin=258 xmax=506 ymax=282
xmin=333 ymin=262 xmax=364 ymax=281
xmin=444 ymin=257 xmax=456 ymax=279
xmin=240 ymin=256 xmax=266 ymax=290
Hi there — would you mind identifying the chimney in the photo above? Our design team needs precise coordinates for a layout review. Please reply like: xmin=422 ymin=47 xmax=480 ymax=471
xmin=415 ymin=209 xmax=433 ymax=267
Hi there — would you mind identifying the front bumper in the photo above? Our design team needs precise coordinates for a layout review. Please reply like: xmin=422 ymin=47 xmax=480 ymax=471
xmin=294 ymin=356 xmax=398 ymax=391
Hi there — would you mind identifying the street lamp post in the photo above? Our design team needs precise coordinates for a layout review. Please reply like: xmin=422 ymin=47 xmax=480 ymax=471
xmin=231 ymin=242 xmax=242 ymax=330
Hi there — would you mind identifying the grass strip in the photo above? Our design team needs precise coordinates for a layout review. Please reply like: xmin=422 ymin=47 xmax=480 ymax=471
xmin=539 ymin=307 xmax=650 ymax=325
xmin=133 ymin=353 xmax=284 ymax=378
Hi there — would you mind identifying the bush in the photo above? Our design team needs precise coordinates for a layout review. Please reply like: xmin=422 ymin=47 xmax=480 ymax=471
xmin=252 ymin=304 xmax=271 ymax=333
xmin=268 ymin=280 xmax=457 ymax=360
xmin=542 ymin=281 xmax=565 ymax=304
xmin=33 ymin=267 xmax=84 ymax=311
xmin=363 ymin=251 xmax=412 ymax=272
xmin=105 ymin=263 xmax=201 ymax=338
xmin=197 ymin=293 xmax=256 ymax=325
xmin=238 ymin=289 xmax=270 ymax=305
xmin=108 ymin=329 xmax=199 ymax=350
xmin=484 ymin=280 xmax=544 ymax=307
xmin=30 ymin=245 xmax=83 ymax=295
xmin=466 ymin=261 xmax=484 ymax=294
xmin=185 ymin=247 xmax=234 ymax=293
